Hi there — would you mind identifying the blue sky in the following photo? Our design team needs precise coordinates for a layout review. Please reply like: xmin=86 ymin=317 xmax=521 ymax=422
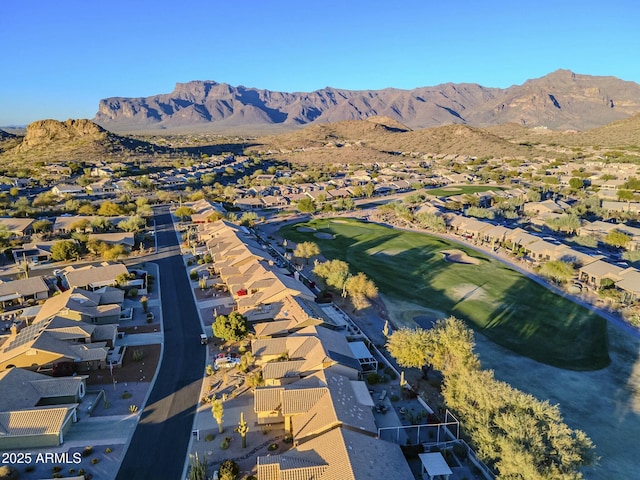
xmin=1 ymin=0 xmax=639 ymax=126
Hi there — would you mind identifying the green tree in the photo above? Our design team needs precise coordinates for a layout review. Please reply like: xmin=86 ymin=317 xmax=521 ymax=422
xmin=32 ymin=191 xmax=58 ymax=211
xmin=313 ymin=259 xmax=350 ymax=292
xmin=51 ymin=240 xmax=80 ymax=261
xmin=11 ymin=196 xmax=32 ymax=217
xmin=98 ymin=201 xmax=124 ymax=216
xmin=76 ymin=203 xmax=95 ymax=215
xmin=569 ymin=177 xmax=584 ymax=190
xmin=91 ymin=216 xmax=113 ymax=232
xmin=416 ymin=212 xmax=446 ymax=232
xmin=617 ymin=189 xmax=634 ymax=202
xmin=297 ymin=197 xmax=316 ymax=213
xmin=211 ymin=399 xmax=224 ymax=433
xmin=118 ymin=214 xmax=146 ymax=232
xmin=31 ymin=219 xmax=52 ymax=233
xmin=69 ymin=219 xmax=91 ymax=232
xmin=212 ymin=311 xmax=249 ymax=342
xmin=293 ymin=241 xmax=320 ymax=264
xmin=344 ymin=272 xmax=378 ymax=310
xmin=207 ymin=211 xmax=224 ymax=222
xmin=604 ymin=229 xmax=631 ymax=248
xmin=538 ymin=260 xmax=575 ymax=284
xmin=239 ymin=211 xmax=258 ymax=227
xmin=102 ymin=243 xmax=130 ymax=261
xmin=364 ymin=182 xmax=375 ymax=198
xmin=174 ymin=206 xmax=194 ymax=221
xmin=386 ymin=327 xmax=431 ymax=369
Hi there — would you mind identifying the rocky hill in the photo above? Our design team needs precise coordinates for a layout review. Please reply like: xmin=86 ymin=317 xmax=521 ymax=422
xmin=95 ymin=70 xmax=640 ymax=132
xmin=1 ymin=119 xmax=169 ymax=163
xmin=248 ymin=116 xmax=543 ymax=164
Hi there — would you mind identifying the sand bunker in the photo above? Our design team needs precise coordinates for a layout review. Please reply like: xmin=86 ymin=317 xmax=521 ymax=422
xmin=315 ymin=232 xmax=334 ymax=240
xmin=440 ymin=249 xmax=480 ymax=265
xmin=441 ymin=187 xmax=463 ymax=191
xmin=297 ymin=226 xmax=316 ymax=233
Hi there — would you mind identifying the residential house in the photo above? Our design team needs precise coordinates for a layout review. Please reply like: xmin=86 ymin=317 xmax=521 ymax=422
xmin=32 ymin=287 xmax=123 ymax=325
xmin=0 ymin=318 xmax=110 ymax=372
xmin=251 ymin=326 xmax=361 ymax=386
xmin=0 ymin=368 xmax=87 ymax=451
xmin=12 ymin=241 xmax=58 ymax=266
xmin=63 ymin=263 xmax=129 ymax=291
xmin=86 ymin=178 xmax=116 ymax=196
xmin=251 ymin=295 xmax=329 ymax=338
xmin=522 ymin=199 xmax=569 ymax=215
xmin=234 ymin=196 xmax=264 ymax=211
xmin=601 ymin=200 xmax=640 ymax=214
xmin=189 ymin=199 xmax=226 ymax=223
xmin=87 ymin=232 xmax=135 ymax=248
xmin=51 ymin=184 xmax=84 ymax=196
xmin=0 ymin=217 xmax=35 ymax=237
xmin=0 ymin=276 xmax=49 ymax=308
xmin=256 ymin=425 xmax=412 ymax=480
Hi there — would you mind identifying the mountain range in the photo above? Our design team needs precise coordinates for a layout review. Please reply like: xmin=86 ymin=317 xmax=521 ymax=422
xmin=94 ymin=70 xmax=640 ymax=132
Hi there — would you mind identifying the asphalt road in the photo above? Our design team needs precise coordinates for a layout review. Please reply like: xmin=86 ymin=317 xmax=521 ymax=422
xmin=116 ymin=205 xmax=205 ymax=480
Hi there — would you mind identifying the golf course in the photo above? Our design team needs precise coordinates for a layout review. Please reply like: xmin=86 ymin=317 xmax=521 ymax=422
xmin=280 ymin=217 xmax=609 ymax=371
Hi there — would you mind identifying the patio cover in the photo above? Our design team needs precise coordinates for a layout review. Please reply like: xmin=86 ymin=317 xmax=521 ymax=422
xmin=419 ymin=452 xmax=453 ymax=479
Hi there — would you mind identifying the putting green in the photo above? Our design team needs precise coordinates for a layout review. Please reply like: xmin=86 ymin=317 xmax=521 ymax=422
xmin=279 ymin=218 xmax=609 ymax=371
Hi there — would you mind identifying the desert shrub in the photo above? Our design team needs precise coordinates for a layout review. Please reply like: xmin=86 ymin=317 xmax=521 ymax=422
xmin=82 ymin=446 xmax=93 ymax=457
xmin=52 ymin=466 xmax=62 ymax=473
xmin=105 ymin=447 xmax=112 ymax=454
xmin=91 ymin=458 xmax=99 ymax=465
xmin=132 ymin=349 xmax=144 ymax=361
xmin=127 ymin=288 xmax=138 ymax=297
xmin=190 ymin=270 xmax=198 ymax=280
xmin=220 ymin=438 xmax=229 ymax=450
xmin=205 ymin=433 xmax=215 ymax=442
xmin=367 ymin=372 xmax=382 ymax=385
xmin=121 ymin=391 xmax=132 ymax=399
xmin=267 ymin=443 xmax=278 ymax=451
xmin=206 ymin=364 xmax=215 ymax=376
xmin=384 ymin=366 xmax=397 ymax=380
xmin=283 ymin=433 xmax=293 ymax=444
xmin=218 ymin=459 xmax=239 ymax=480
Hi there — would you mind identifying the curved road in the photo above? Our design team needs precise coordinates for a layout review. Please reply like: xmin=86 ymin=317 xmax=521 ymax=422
xmin=116 ymin=206 xmax=205 ymax=480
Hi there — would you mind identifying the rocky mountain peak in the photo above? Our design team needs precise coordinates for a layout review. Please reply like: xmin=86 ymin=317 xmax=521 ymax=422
xmin=94 ymin=71 xmax=640 ymax=132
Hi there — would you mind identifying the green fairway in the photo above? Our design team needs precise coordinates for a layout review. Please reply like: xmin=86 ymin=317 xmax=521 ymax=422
xmin=279 ymin=218 xmax=609 ymax=371
xmin=425 ymin=185 xmax=505 ymax=197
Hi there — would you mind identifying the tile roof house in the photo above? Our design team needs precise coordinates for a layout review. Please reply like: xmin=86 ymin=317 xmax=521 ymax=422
xmin=0 ymin=217 xmax=35 ymax=237
xmin=256 ymin=426 xmax=413 ymax=480
xmin=189 ymin=198 xmax=226 ymax=223
xmin=87 ymin=232 xmax=135 ymax=248
xmin=252 ymin=326 xmax=361 ymax=386
xmin=33 ymin=287 xmax=123 ymax=325
xmin=63 ymin=263 xmax=129 ymax=291
xmin=0 ymin=316 xmax=110 ymax=372
xmin=251 ymin=295 xmax=328 ymax=337
xmin=0 ymin=276 xmax=49 ymax=307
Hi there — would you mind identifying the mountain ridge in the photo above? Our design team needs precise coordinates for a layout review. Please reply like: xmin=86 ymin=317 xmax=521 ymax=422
xmin=94 ymin=70 xmax=640 ymax=132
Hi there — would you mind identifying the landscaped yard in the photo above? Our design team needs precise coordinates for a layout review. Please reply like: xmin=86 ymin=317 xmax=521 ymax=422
xmin=424 ymin=185 xmax=505 ymax=197
xmin=279 ymin=218 xmax=609 ymax=371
